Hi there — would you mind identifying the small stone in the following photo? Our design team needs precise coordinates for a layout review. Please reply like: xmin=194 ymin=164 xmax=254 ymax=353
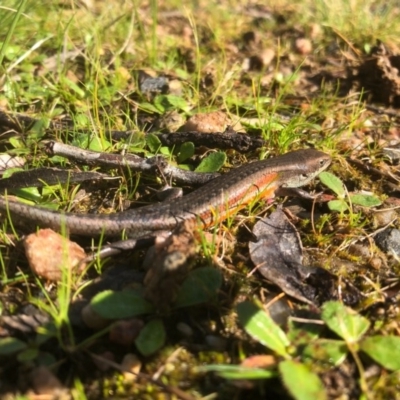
xmin=81 ymin=304 xmax=110 ymax=330
xmin=29 ymin=365 xmax=65 ymax=396
xmin=369 ymin=257 xmax=382 ymax=270
xmin=375 ymin=228 xmax=400 ymax=256
xmin=109 ymin=319 xmax=144 ymax=346
xmin=176 ymin=322 xmax=193 ymax=338
xmin=205 ymin=335 xmax=227 ymax=351
xmin=24 ymin=229 xmax=87 ymax=282
xmin=348 ymin=244 xmax=371 ymax=259
xmin=260 ymin=48 xmax=275 ymax=66
xmin=373 ymin=209 xmax=398 ymax=228
xmin=121 ymin=353 xmax=142 ymax=382
xmin=295 ymin=38 xmax=312 ymax=55
xmin=182 ymin=111 xmax=244 ymax=133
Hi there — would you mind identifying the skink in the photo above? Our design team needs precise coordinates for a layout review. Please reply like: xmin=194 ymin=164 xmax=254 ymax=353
xmin=0 ymin=149 xmax=331 ymax=238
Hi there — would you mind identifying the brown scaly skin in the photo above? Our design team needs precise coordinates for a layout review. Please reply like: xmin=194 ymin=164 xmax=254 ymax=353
xmin=0 ymin=149 xmax=331 ymax=238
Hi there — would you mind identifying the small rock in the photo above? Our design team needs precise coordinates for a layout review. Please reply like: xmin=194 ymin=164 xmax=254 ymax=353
xmin=310 ymin=24 xmax=322 ymax=39
xmin=348 ymin=243 xmax=371 ymax=259
xmin=168 ymin=79 xmax=183 ymax=96
xmin=260 ymin=48 xmax=275 ymax=66
xmin=182 ymin=111 xmax=244 ymax=133
xmin=24 ymin=229 xmax=87 ymax=282
xmin=375 ymin=228 xmax=400 ymax=256
xmin=295 ymin=38 xmax=312 ymax=55
xmin=205 ymin=335 xmax=227 ymax=351
xmin=81 ymin=304 xmax=110 ymax=330
xmin=121 ymin=353 xmax=142 ymax=382
xmin=29 ymin=365 xmax=65 ymax=396
xmin=373 ymin=209 xmax=398 ymax=227
xmin=176 ymin=322 xmax=193 ymax=338
xmin=109 ymin=319 xmax=144 ymax=346
xmin=369 ymin=257 xmax=383 ymax=270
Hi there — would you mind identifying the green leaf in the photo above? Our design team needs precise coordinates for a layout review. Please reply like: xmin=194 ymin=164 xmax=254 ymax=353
xmin=90 ymin=289 xmax=155 ymax=319
xmin=302 ymin=339 xmax=348 ymax=366
xmin=350 ymin=194 xmax=382 ymax=207
xmin=139 ymin=102 xmax=162 ymax=114
xmin=135 ymin=319 xmax=166 ymax=356
xmin=199 ymin=365 xmax=276 ymax=380
xmin=319 ymin=172 xmax=345 ymax=197
xmin=154 ymin=95 xmax=190 ymax=113
xmin=174 ymin=267 xmax=222 ymax=308
xmin=87 ymin=136 xmax=111 ymax=152
xmin=360 ymin=335 xmax=400 ymax=371
xmin=237 ymin=301 xmax=290 ymax=358
xmin=72 ymin=134 xmax=111 ymax=152
xmin=327 ymin=199 xmax=349 ymax=212
xmin=9 ymin=187 xmax=42 ymax=202
xmin=146 ymin=133 xmax=162 ymax=153
xmin=0 ymin=337 xmax=27 ymax=355
xmin=17 ymin=347 xmax=39 ymax=362
xmin=321 ymin=301 xmax=370 ymax=343
xmin=195 ymin=152 xmax=226 ymax=173
xmin=177 ymin=142 xmax=195 ymax=163
xmin=279 ymin=360 xmax=327 ymax=400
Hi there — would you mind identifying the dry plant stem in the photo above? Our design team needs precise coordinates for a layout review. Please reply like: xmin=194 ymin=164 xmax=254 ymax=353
xmin=47 ymin=141 xmax=220 ymax=185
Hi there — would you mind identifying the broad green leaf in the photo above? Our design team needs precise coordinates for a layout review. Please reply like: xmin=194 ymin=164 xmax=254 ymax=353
xmin=360 ymin=335 xmax=400 ymax=371
xmin=350 ymin=194 xmax=382 ymax=207
xmin=195 ymin=152 xmax=226 ymax=173
xmin=199 ymin=365 xmax=276 ymax=379
xmin=164 ymin=95 xmax=189 ymax=112
xmin=87 ymin=136 xmax=112 ymax=152
xmin=327 ymin=199 xmax=349 ymax=212
xmin=319 ymin=172 xmax=345 ymax=197
xmin=279 ymin=360 xmax=327 ymax=400
xmin=17 ymin=347 xmax=39 ymax=362
xmin=159 ymin=146 xmax=173 ymax=156
xmin=8 ymin=187 xmax=42 ymax=202
xmin=174 ymin=267 xmax=222 ymax=308
xmin=139 ymin=102 xmax=162 ymax=114
xmin=321 ymin=301 xmax=370 ymax=343
xmin=177 ymin=142 xmax=195 ymax=163
xmin=0 ymin=337 xmax=27 ymax=355
xmin=8 ymin=137 xmax=23 ymax=149
xmin=135 ymin=319 xmax=166 ymax=356
xmin=237 ymin=301 xmax=290 ymax=358
xmin=302 ymin=339 xmax=348 ymax=366
xmin=146 ymin=133 xmax=162 ymax=153
xmin=154 ymin=94 xmax=189 ymax=113
xmin=72 ymin=134 xmax=111 ymax=152
xmin=91 ymin=289 xmax=155 ymax=319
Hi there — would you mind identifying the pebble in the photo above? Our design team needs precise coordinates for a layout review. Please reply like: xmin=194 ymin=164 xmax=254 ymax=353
xmin=121 ymin=353 xmax=142 ymax=382
xmin=182 ymin=111 xmax=244 ymax=133
xmin=374 ymin=228 xmax=400 ymax=256
xmin=24 ymin=229 xmax=87 ymax=282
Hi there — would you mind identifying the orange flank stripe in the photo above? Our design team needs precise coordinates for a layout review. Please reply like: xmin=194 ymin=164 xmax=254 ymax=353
xmin=198 ymin=172 xmax=280 ymax=227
